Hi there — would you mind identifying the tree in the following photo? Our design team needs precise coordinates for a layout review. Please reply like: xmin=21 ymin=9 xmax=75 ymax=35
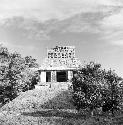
xmin=72 ymin=62 xmax=122 ymax=116
xmin=0 ymin=44 xmax=39 ymax=104
xmin=25 ymin=56 xmax=39 ymax=68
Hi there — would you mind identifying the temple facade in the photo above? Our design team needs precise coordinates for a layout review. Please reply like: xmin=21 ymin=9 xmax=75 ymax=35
xmin=38 ymin=46 xmax=82 ymax=83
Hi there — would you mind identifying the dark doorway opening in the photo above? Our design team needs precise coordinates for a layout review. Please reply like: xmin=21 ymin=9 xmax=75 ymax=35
xmin=57 ymin=71 xmax=67 ymax=82
xmin=46 ymin=72 xmax=51 ymax=82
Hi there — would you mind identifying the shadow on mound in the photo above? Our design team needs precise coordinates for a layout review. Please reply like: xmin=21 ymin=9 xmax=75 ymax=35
xmin=39 ymin=89 xmax=75 ymax=110
xmin=22 ymin=109 xmax=85 ymax=119
xmin=21 ymin=89 xmax=83 ymax=119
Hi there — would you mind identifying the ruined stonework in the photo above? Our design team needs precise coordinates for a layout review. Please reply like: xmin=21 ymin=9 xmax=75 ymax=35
xmin=47 ymin=46 xmax=75 ymax=59
xmin=39 ymin=46 xmax=82 ymax=83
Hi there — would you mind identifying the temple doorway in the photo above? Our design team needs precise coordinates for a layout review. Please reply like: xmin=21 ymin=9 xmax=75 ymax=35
xmin=46 ymin=72 xmax=51 ymax=82
xmin=56 ymin=71 xmax=68 ymax=82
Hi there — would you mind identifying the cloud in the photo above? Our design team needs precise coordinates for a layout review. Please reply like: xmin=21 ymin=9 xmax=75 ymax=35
xmin=0 ymin=0 xmax=122 ymax=21
xmin=110 ymin=40 xmax=123 ymax=46
xmin=0 ymin=17 xmax=50 ymax=41
xmin=1 ymin=4 xmax=122 ymax=42
xmin=102 ymin=9 xmax=123 ymax=29
xmin=46 ymin=6 xmax=121 ymax=34
xmin=100 ymin=8 xmax=123 ymax=45
xmin=0 ymin=0 xmax=123 ymax=46
xmin=0 ymin=0 xmax=54 ymax=21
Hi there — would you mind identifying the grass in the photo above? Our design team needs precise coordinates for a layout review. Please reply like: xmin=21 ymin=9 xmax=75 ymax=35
xmin=0 ymin=109 xmax=85 ymax=125
xmin=0 ymin=109 xmax=122 ymax=125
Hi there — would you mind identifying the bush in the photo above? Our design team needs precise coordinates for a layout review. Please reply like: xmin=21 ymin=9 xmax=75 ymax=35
xmin=72 ymin=62 xmax=123 ymax=116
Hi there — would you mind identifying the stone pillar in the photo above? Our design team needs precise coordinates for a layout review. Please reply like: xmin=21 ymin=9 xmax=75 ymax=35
xmin=68 ymin=71 xmax=73 ymax=81
xmin=51 ymin=71 xmax=57 ymax=82
xmin=40 ymin=71 xmax=46 ymax=83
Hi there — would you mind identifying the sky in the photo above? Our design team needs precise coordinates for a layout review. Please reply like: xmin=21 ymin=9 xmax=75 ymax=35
xmin=0 ymin=0 xmax=123 ymax=76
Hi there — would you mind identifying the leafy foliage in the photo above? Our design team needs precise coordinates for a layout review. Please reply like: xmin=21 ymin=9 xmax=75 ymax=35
xmin=0 ymin=44 xmax=39 ymax=104
xmin=72 ymin=62 xmax=123 ymax=116
xmin=101 ymin=70 xmax=123 ymax=115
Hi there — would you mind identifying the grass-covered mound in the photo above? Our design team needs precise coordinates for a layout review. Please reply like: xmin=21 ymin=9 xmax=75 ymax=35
xmin=1 ymin=84 xmax=75 ymax=112
xmin=0 ymin=83 xmax=123 ymax=125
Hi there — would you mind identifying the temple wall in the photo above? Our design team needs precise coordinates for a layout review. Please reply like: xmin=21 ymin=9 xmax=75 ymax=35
xmin=47 ymin=46 xmax=75 ymax=59
xmin=68 ymin=71 xmax=70 ymax=81
xmin=68 ymin=71 xmax=73 ymax=81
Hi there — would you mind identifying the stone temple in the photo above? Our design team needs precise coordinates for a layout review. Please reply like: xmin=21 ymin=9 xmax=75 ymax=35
xmin=38 ymin=46 xmax=82 ymax=84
